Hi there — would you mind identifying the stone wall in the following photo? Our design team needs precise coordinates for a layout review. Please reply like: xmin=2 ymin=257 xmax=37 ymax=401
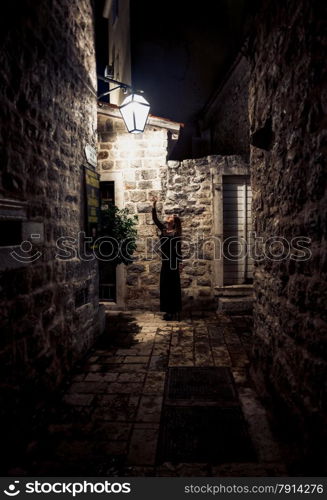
xmin=249 ymin=0 xmax=327 ymax=469
xmin=97 ymin=108 xmax=217 ymax=310
xmin=0 ymin=0 xmax=100 ymax=446
xmin=200 ymin=55 xmax=250 ymax=160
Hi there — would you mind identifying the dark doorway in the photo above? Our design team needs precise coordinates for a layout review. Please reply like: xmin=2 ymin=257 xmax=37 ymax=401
xmin=99 ymin=181 xmax=117 ymax=302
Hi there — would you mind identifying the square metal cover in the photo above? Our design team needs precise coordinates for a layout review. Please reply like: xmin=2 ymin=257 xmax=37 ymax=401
xmin=166 ymin=367 xmax=237 ymax=402
xmin=157 ymin=405 xmax=256 ymax=464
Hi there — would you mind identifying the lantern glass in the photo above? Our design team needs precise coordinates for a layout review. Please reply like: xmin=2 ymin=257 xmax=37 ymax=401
xmin=119 ymin=93 xmax=150 ymax=133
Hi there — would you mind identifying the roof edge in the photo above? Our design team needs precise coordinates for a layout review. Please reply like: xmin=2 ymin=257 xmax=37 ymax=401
xmin=97 ymin=102 xmax=183 ymax=132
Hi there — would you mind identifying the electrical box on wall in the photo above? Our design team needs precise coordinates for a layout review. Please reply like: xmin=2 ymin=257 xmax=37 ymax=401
xmin=22 ymin=221 xmax=44 ymax=244
xmin=0 ymin=198 xmax=44 ymax=270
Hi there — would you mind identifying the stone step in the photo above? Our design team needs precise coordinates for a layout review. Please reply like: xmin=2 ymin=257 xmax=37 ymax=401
xmin=217 ymin=296 xmax=254 ymax=313
xmin=215 ymin=285 xmax=254 ymax=297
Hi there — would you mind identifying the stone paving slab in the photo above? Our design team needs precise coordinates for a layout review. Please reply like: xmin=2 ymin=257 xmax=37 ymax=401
xmin=107 ymin=382 xmax=144 ymax=394
xmin=128 ymin=425 xmax=160 ymax=465
xmin=85 ymin=372 xmax=119 ymax=382
xmin=143 ymin=372 xmax=166 ymax=394
xmin=96 ymin=423 xmax=132 ymax=441
xmin=149 ymin=355 xmax=169 ymax=370
xmin=68 ymin=382 xmax=108 ymax=394
xmin=136 ymin=396 xmax=163 ymax=423
xmin=94 ymin=395 xmax=140 ymax=422
xmin=117 ymin=372 xmax=147 ymax=382
xmin=124 ymin=356 xmax=150 ymax=364
xmin=63 ymin=394 xmax=95 ymax=406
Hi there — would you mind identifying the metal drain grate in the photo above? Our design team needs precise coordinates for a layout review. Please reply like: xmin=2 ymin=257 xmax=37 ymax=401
xmin=157 ymin=406 xmax=256 ymax=464
xmin=167 ymin=367 xmax=237 ymax=402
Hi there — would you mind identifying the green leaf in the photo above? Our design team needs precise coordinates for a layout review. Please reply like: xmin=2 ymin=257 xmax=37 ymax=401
xmin=99 ymin=204 xmax=138 ymax=266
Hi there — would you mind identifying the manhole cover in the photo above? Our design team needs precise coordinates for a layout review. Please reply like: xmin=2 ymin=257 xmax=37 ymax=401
xmin=157 ymin=406 xmax=256 ymax=464
xmin=167 ymin=367 xmax=236 ymax=402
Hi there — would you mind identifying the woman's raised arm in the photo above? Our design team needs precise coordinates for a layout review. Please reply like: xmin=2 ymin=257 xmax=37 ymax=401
xmin=151 ymin=197 xmax=165 ymax=231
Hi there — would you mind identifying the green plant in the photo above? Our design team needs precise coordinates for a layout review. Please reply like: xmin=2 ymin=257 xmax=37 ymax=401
xmin=99 ymin=205 xmax=138 ymax=265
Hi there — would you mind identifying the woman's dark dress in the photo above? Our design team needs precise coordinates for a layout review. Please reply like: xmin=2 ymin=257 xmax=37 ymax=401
xmin=152 ymin=207 xmax=182 ymax=313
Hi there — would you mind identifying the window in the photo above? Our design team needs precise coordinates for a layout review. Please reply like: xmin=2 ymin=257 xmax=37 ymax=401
xmin=100 ymin=181 xmax=115 ymax=208
xmin=0 ymin=220 xmax=22 ymax=247
xmin=112 ymin=0 xmax=119 ymax=24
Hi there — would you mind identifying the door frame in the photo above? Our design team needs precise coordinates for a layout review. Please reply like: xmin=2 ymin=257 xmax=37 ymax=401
xmin=99 ymin=171 xmax=126 ymax=310
xmin=211 ymin=156 xmax=251 ymax=289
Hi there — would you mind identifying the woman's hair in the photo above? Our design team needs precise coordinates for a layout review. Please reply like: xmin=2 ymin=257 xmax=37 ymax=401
xmin=173 ymin=215 xmax=182 ymax=236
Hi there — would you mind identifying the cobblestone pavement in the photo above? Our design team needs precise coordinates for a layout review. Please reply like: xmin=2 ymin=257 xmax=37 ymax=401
xmin=14 ymin=311 xmax=287 ymax=476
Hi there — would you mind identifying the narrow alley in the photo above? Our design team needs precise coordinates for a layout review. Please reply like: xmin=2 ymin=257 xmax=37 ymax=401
xmin=8 ymin=311 xmax=286 ymax=477
xmin=1 ymin=0 xmax=326 ymax=484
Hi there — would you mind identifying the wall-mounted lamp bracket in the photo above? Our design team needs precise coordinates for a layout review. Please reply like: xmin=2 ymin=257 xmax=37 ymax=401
xmin=97 ymin=67 xmax=150 ymax=134
xmin=97 ymin=75 xmax=133 ymax=100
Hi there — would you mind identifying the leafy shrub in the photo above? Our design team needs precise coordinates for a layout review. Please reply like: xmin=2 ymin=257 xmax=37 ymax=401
xmin=98 ymin=205 xmax=138 ymax=265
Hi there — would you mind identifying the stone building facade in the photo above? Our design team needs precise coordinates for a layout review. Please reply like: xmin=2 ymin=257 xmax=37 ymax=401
xmin=103 ymin=0 xmax=132 ymax=106
xmin=98 ymin=105 xmax=251 ymax=311
xmin=0 ymin=0 xmax=101 ymax=443
xmin=249 ymin=0 xmax=327 ymax=467
xmin=199 ymin=55 xmax=250 ymax=161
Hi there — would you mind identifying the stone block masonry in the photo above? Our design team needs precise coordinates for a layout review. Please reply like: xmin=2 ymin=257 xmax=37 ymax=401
xmin=249 ymin=0 xmax=327 ymax=469
xmin=98 ymin=109 xmax=220 ymax=311
xmin=0 ymin=0 xmax=101 ymax=453
xmin=200 ymin=55 xmax=250 ymax=161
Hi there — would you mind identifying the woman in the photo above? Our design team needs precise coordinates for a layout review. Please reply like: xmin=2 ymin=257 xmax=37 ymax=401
xmin=151 ymin=197 xmax=182 ymax=321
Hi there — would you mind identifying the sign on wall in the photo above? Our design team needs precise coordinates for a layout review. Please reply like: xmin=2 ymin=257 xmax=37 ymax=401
xmin=84 ymin=165 xmax=100 ymax=240
xmin=84 ymin=144 xmax=97 ymax=168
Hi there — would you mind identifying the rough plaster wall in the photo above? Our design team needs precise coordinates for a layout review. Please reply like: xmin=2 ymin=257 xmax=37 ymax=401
xmin=249 ymin=0 xmax=327 ymax=462
xmin=0 ymin=0 xmax=99 ymax=430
